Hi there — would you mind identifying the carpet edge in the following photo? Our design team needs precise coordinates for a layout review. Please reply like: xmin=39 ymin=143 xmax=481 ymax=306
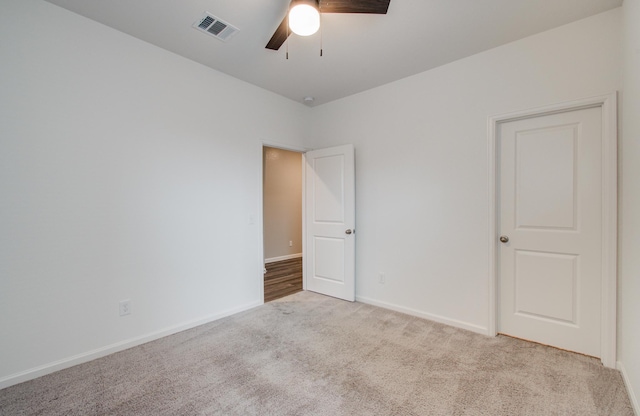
xmin=0 ymin=299 xmax=263 ymax=390
xmin=618 ymin=360 xmax=640 ymax=415
xmin=355 ymin=295 xmax=489 ymax=335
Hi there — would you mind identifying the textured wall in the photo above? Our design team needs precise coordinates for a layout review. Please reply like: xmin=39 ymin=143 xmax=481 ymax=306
xmin=619 ymin=0 xmax=640 ymax=411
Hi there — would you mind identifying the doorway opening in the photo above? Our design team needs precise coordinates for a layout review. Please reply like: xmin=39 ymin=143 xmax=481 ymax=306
xmin=262 ymin=146 xmax=304 ymax=302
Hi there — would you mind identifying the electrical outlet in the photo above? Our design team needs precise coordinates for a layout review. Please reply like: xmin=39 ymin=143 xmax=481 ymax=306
xmin=119 ymin=299 xmax=131 ymax=316
xmin=379 ymin=272 xmax=386 ymax=284
xmin=289 ymin=240 xmax=293 ymax=247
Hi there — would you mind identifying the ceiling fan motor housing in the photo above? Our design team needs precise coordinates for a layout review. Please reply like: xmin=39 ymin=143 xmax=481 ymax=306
xmin=289 ymin=0 xmax=321 ymax=36
xmin=291 ymin=0 xmax=319 ymax=9
xmin=266 ymin=0 xmax=391 ymax=50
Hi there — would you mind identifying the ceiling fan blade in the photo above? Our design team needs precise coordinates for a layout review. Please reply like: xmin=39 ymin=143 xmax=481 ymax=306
xmin=319 ymin=0 xmax=390 ymax=14
xmin=265 ymin=0 xmax=391 ymax=50
xmin=266 ymin=15 xmax=290 ymax=50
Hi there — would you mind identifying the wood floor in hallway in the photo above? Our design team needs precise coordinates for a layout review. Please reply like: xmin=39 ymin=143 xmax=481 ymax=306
xmin=264 ymin=257 xmax=303 ymax=302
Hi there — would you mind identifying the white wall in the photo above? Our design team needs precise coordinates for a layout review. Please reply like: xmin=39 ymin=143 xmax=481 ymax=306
xmin=263 ymin=147 xmax=303 ymax=261
xmin=306 ymin=9 xmax=622 ymax=333
xmin=0 ymin=0 xmax=308 ymax=386
xmin=619 ymin=0 xmax=640 ymax=411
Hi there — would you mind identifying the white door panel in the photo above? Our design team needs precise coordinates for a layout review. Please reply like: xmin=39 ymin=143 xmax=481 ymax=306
xmin=305 ymin=145 xmax=355 ymax=301
xmin=312 ymin=155 xmax=346 ymax=222
xmin=313 ymin=237 xmax=345 ymax=282
xmin=498 ymin=106 xmax=602 ymax=357
xmin=514 ymin=125 xmax=577 ymax=229
xmin=514 ymin=250 xmax=577 ymax=324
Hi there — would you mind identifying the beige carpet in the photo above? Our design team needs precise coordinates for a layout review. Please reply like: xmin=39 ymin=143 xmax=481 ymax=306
xmin=0 ymin=291 xmax=634 ymax=415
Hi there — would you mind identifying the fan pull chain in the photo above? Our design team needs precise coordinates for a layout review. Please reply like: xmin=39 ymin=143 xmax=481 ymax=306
xmin=320 ymin=11 xmax=323 ymax=57
xmin=286 ymin=13 xmax=289 ymax=60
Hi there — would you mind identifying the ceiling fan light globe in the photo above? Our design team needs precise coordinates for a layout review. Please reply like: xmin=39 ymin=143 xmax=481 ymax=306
xmin=289 ymin=4 xmax=320 ymax=36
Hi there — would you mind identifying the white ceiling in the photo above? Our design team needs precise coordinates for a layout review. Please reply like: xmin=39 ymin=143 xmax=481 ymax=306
xmin=44 ymin=0 xmax=622 ymax=107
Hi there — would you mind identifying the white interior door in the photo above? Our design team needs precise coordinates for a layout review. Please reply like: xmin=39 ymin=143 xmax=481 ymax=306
xmin=498 ymin=106 xmax=602 ymax=357
xmin=305 ymin=144 xmax=355 ymax=301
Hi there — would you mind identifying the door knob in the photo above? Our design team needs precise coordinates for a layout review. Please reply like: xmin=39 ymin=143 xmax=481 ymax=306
xmin=345 ymin=229 xmax=353 ymax=235
xmin=499 ymin=235 xmax=509 ymax=243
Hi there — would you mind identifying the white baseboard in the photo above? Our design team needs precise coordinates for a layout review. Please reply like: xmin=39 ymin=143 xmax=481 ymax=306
xmin=356 ymin=295 xmax=488 ymax=335
xmin=0 ymin=300 xmax=262 ymax=390
xmin=265 ymin=253 xmax=302 ymax=263
xmin=617 ymin=361 xmax=640 ymax=415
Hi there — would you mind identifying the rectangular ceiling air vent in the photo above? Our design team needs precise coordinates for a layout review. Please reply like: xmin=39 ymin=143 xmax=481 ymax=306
xmin=193 ymin=13 xmax=239 ymax=42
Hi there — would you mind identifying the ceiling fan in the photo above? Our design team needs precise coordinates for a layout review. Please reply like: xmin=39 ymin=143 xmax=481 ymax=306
xmin=266 ymin=0 xmax=391 ymax=50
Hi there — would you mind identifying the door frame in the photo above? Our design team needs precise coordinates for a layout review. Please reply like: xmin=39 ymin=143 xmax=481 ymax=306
xmin=260 ymin=141 xmax=310 ymax=303
xmin=486 ymin=92 xmax=618 ymax=368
